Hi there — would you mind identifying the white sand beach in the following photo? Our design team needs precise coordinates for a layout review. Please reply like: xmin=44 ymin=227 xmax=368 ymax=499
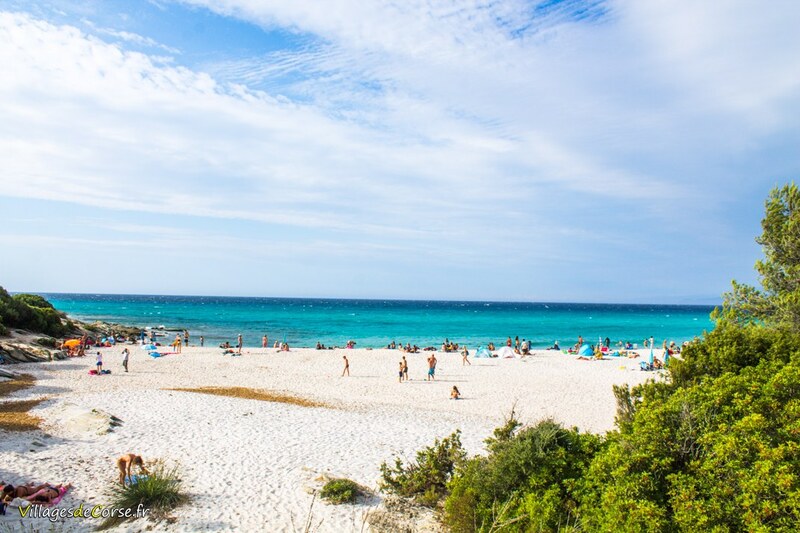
xmin=1 ymin=346 xmax=659 ymax=531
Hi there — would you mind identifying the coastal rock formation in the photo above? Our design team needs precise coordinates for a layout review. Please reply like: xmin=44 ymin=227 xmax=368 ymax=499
xmin=0 ymin=338 xmax=65 ymax=364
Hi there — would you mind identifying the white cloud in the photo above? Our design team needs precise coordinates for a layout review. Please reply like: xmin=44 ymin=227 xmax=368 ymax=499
xmin=0 ymin=1 xmax=799 ymax=299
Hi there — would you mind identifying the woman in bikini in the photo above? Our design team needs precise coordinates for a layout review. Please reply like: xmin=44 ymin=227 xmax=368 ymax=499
xmin=25 ymin=484 xmax=71 ymax=505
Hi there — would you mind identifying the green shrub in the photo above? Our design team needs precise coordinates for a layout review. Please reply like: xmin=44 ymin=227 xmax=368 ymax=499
xmin=445 ymin=419 xmax=601 ymax=532
xmin=380 ymin=430 xmax=466 ymax=506
xmin=0 ymin=288 xmax=68 ymax=337
xmin=100 ymin=461 xmax=187 ymax=529
xmin=320 ymin=478 xmax=364 ymax=504
xmin=12 ymin=293 xmax=55 ymax=310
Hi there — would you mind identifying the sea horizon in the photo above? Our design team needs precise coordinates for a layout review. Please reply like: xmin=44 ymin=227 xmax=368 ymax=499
xmin=36 ymin=292 xmax=717 ymax=349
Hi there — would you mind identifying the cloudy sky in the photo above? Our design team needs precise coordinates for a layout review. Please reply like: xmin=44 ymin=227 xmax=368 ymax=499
xmin=1 ymin=0 xmax=798 ymax=303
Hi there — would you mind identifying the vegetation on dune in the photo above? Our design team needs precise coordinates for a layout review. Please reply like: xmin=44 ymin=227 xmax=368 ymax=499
xmin=100 ymin=461 xmax=187 ymax=529
xmin=379 ymin=183 xmax=800 ymax=532
xmin=319 ymin=478 xmax=367 ymax=504
xmin=380 ymin=430 xmax=466 ymax=507
xmin=0 ymin=287 xmax=70 ymax=337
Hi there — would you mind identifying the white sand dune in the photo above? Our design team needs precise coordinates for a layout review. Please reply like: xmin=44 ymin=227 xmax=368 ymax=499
xmin=0 ymin=346 xmax=658 ymax=531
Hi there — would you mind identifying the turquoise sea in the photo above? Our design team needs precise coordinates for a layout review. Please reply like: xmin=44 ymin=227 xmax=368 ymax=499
xmin=41 ymin=293 xmax=717 ymax=349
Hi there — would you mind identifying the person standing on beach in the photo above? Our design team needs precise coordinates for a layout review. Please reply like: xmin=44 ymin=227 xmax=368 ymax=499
xmin=237 ymin=334 xmax=243 ymax=354
xmin=121 ymin=348 xmax=129 ymax=373
xmin=342 ymin=355 xmax=350 ymax=377
xmin=174 ymin=334 xmax=182 ymax=354
xmin=398 ymin=360 xmax=404 ymax=383
xmin=427 ymin=353 xmax=437 ymax=381
xmin=262 ymin=335 xmax=267 ymax=348
xmin=462 ymin=346 xmax=471 ymax=366
xmin=200 ymin=336 xmax=204 ymax=347
xmin=402 ymin=356 xmax=409 ymax=381
xmin=184 ymin=330 xmax=189 ymax=347
xmin=96 ymin=351 xmax=103 ymax=373
xmin=506 ymin=336 xmax=512 ymax=347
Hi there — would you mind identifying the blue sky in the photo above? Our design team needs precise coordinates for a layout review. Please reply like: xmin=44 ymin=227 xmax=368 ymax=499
xmin=0 ymin=0 xmax=798 ymax=303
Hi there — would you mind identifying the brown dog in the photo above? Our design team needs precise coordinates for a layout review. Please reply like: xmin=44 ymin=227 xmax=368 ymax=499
xmin=117 ymin=454 xmax=149 ymax=486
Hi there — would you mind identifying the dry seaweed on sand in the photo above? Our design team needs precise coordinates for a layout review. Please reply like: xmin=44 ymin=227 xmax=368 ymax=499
xmin=166 ymin=386 xmax=332 ymax=409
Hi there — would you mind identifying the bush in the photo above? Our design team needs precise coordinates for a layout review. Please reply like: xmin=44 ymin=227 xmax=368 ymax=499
xmin=578 ymin=325 xmax=800 ymax=532
xmin=12 ymin=293 xmax=54 ymax=310
xmin=100 ymin=461 xmax=187 ymax=529
xmin=380 ymin=430 xmax=466 ymax=506
xmin=0 ymin=288 xmax=68 ymax=337
xmin=445 ymin=419 xmax=601 ymax=532
xmin=320 ymin=478 xmax=364 ymax=504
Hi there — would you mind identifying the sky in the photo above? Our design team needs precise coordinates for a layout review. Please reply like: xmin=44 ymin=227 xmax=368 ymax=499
xmin=0 ymin=0 xmax=798 ymax=304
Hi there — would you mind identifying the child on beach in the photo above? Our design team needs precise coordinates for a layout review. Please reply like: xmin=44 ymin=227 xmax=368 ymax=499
xmin=342 ymin=355 xmax=350 ymax=377
xmin=96 ymin=352 xmax=103 ymax=373
xmin=451 ymin=386 xmax=461 ymax=400
xmin=121 ymin=348 xmax=129 ymax=373
xmin=398 ymin=361 xmax=404 ymax=383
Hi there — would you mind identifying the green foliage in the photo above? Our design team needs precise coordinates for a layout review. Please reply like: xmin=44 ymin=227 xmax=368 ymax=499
xmin=0 ymin=287 xmax=68 ymax=337
xmin=723 ymin=182 xmax=800 ymax=328
xmin=100 ymin=462 xmax=186 ymax=529
xmin=12 ymin=293 xmax=55 ymax=310
xmin=380 ymin=430 xmax=466 ymax=506
xmin=319 ymin=478 xmax=364 ymax=504
xmin=579 ymin=326 xmax=800 ymax=532
xmin=445 ymin=420 xmax=601 ymax=532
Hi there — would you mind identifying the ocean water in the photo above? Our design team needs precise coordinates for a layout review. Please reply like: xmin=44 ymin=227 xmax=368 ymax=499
xmin=40 ymin=293 xmax=716 ymax=349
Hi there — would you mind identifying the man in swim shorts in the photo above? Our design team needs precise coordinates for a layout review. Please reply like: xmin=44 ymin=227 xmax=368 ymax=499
xmin=427 ymin=354 xmax=437 ymax=381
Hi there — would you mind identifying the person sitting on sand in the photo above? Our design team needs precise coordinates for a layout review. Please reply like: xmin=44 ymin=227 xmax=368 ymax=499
xmin=316 ymin=342 xmax=323 ymax=350
xmin=461 ymin=346 xmax=471 ymax=366
xmin=342 ymin=355 xmax=350 ymax=376
xmin=117 ymin=454 xmax=149 ymax=487
xmin=451 ymin=386 xmax=461 ymax=400
xmin=281 ymin=343 xmax=290 ymax=352
xmin=487 ymin=342 xmax=495 ymax=351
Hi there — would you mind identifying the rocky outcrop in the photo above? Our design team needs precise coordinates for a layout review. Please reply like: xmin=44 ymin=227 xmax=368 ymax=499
xmin=0 ymin=339 xmax=66 ymax=364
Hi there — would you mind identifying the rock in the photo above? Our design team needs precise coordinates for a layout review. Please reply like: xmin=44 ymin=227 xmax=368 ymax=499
xmin=52 ymin=403 xmax=124 ymax=435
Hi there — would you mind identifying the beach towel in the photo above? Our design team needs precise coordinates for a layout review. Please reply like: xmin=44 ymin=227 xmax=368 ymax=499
xmin=125 ymin=475 xmax=149 ymax=485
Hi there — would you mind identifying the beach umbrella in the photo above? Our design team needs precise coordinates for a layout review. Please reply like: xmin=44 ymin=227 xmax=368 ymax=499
xmin=63 ymin=339 xmax=81 ymax=347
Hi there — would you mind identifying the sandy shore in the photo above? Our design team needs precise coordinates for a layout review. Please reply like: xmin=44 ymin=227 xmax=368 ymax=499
xmin=1 ymin=346 xmax=659 ymax=531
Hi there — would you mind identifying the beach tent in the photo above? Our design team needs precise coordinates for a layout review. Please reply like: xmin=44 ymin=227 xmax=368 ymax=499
xmin=495 ymin=346 xmax=518 ymax=358
xmin=475 ymin=346 xmax=492 ymax=358
xmin=578 ymin=344 xmax=593 ymax=357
